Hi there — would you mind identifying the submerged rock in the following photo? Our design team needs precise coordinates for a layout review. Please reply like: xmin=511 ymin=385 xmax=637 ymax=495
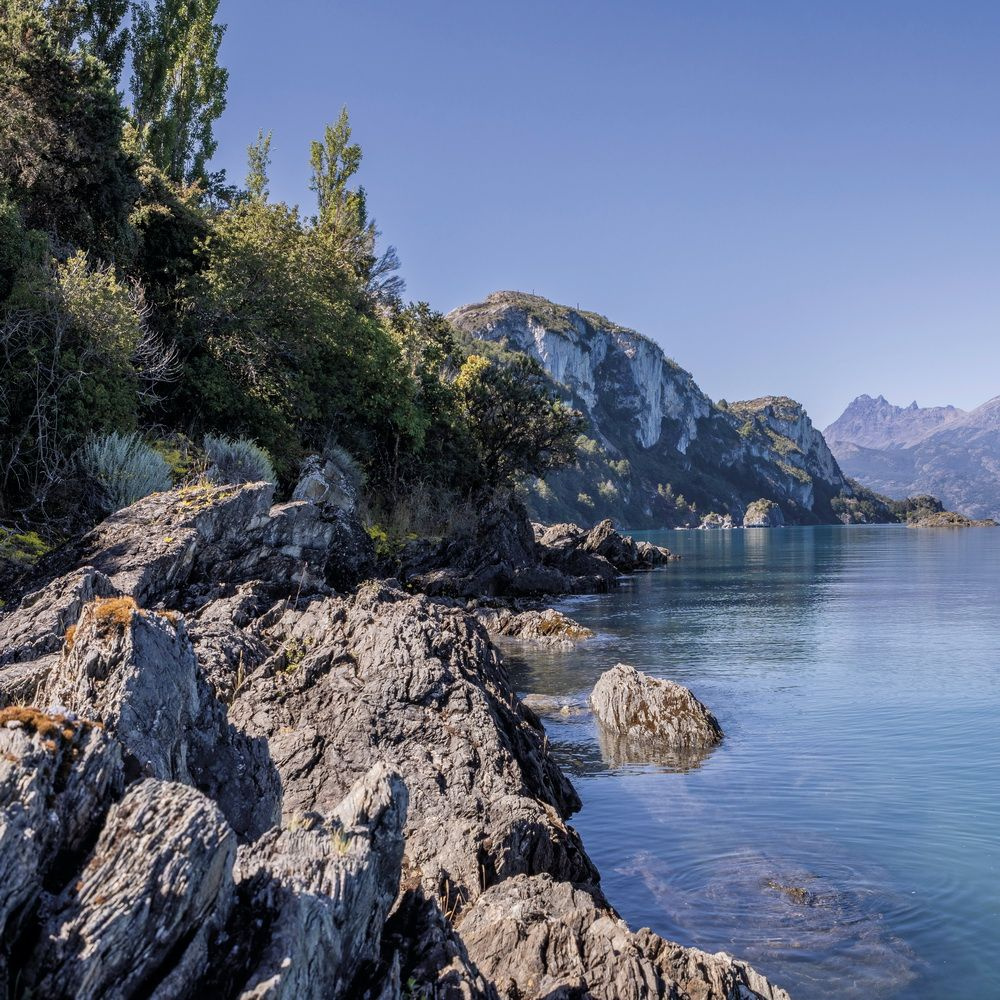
xmin=590 ymin=664 xmax=723 ymax=769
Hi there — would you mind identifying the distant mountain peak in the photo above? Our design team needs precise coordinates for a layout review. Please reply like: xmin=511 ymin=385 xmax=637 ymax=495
xmin=825 ymin=395 xmax=965 ymax=451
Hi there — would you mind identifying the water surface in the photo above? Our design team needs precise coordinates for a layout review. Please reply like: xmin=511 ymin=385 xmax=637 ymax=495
xmin=504 ymin=526 xmax=1000 ymax=999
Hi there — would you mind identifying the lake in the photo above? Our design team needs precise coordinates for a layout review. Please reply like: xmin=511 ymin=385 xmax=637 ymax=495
xmin=504 ymin=525 xmax=1000 ymax=1000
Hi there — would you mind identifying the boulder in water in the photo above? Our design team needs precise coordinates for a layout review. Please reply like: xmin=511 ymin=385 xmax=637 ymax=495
xmin=590 ymin=664 xmax=723 ymax=768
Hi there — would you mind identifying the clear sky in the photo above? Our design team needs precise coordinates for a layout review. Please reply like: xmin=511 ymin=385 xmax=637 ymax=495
xmin=212 ymin=1 xmax=1000 ymax=429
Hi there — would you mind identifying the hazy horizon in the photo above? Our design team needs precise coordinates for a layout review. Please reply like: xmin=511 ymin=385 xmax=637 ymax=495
xmin=213 ymin=0 xmax=1000 ymax=429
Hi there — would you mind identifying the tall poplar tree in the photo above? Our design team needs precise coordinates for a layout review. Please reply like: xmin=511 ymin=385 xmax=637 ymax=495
xmin=309 ymin=107 xmax=404 ymax=304
xmin=130 ymin=0 xmax=228 ymax=186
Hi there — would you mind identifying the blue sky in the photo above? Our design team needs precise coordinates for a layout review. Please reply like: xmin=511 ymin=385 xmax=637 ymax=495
xmin=212 ymin=1 xmax=1000 ymax=428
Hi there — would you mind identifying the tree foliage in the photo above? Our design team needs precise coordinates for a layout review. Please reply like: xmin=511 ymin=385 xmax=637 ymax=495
xmin=0 ymin=0 xmax=137 ymax=258
xmin=0 ymin=7 xmax=580 ymax=541
xmin=455 ymin=353 xmax=584 ymax=490
xmin=130 ymin=0 xmax=228 ymax=185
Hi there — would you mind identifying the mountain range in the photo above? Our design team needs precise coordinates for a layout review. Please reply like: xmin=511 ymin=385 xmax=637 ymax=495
xmin=824 ymin=394 xmax=1000 ymax=521
xmin=449 ymin=292 xmax=847 ymax=527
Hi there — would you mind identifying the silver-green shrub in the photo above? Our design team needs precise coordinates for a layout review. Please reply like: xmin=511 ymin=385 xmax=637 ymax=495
xmin=203 ymin=436 xmax=276 ymax=485
xmin=77 ymin=432 xmax=172 ymax=513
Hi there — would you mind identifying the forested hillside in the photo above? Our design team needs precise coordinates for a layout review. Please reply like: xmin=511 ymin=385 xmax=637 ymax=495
xmin=0 ymin=0 xmax=580 ymax=573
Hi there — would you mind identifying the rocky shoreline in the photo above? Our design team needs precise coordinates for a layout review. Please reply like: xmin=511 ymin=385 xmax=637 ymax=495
xmin=0 ymin=466 xmax=790 ymax=999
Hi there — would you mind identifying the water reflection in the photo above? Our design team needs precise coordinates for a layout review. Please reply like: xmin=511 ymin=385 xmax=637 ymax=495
xmin=594 ymin=721 xmax=718 ymax=773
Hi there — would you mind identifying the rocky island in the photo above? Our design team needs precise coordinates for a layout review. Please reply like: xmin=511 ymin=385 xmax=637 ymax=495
xmin=0 ymin=460 xmax=790 ymax=1000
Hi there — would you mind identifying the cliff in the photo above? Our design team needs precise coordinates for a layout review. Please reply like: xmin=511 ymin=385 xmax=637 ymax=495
xmin=448 ymin=292 xmax=847 ymax=526
xmin=826 ymin=394 xmax=1000 ymax=520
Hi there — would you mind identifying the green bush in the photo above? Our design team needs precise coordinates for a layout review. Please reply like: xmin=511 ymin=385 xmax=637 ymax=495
xmin=77 ymin=432 xmax=172 ymax=512
xmin=204 ymin=435 xmax=276 ymax=484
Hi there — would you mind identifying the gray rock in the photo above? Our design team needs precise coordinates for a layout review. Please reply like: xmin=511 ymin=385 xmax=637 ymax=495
xmin=0 ymin=567 xmax=118 ymax=703
xmin=42 ymin=597 xmax=280 ymax=839
xmin=590 ymin=664 xmax=723 ymax=768
xmin=23 ymin=779 xmax=236 ymax=1000
xmin=228 ymin=582 xmax=596 ymax=903
xmin=230 ymin=762 xmax=407 ymax=1000
xmin=459 ymin=873 xmax=791 ymax=1000
xmin=473 ymin=606 xmax=593 ymax=644
xmin=743 ymin=499 xmax=785 ymax=528
xmin=0 ymin=708 xmax=122 ymax=946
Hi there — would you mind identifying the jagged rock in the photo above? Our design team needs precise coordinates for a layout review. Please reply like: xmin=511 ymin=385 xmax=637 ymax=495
xmin=0 ymin=566 xmax=117 ymax=703
xmin=42 ymin=597 xmax=280 ymax=839
xmin=22 ymin=779 xmax=236 ymax=1000
xmin=0 ymin=708 xmax=122 ymax=950
xmin=380 ymin=881 xmax=498 ymax=1000
xmin=13 ymin=480 xmax=373 ymax=617
xmin=582 ymin=518 xmax=642 ymax=569
xmin=292 ymin=453 xmax=361 ymax=511
xmin=743 ymin=499 xmax=785 ymax=528
xmin=537 ymin=522 xmax=586 ymax=551
xmin=590 ymin=664 xmax=723 ymax=769
xmin=458 ymin=873 xmax=790 ymax=1000
xmin=0 ymin=486 xmax=788 ymax=1000
xmin=635 ymin=539 xmax=675 ymax=564
xmin=225 ymin=763 xmax=407 ymax=1000
xmin=473 ymin=606 xmax=593 ymax=644
xmin=399 ymin=504 xmax=669 ymax=600
xmin=228 ymin=582 xmax=596 ymax=905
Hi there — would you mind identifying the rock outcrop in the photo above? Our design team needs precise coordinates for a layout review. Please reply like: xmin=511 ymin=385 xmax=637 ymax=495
xmin=398 ymin=503 xmax=674 ymax=598
xmin=459 ymin=874 xmax=789 ymax=1000
xmin=0 ymin=477 xmax=787 ymax=1000
xmin=473 ymin=606 xmax=594 ymax=644
xmin=744 ymin=499 xmax=785 ymax=528
xmin=590 ymin=664 xmax=724 ymax=770
xmin=449 ymin=292 xmax=847 ymax=528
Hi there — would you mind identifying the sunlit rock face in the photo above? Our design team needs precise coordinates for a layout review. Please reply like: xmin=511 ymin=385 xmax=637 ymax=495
xmin=449 ymin=292 xmax=846 ymax=527
xmin=449 ymin=292 xmax=712 ymax=452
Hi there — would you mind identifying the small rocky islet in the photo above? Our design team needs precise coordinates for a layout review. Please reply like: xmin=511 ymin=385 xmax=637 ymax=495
xmin=0 ymin=458 xmax=790 ymax=1000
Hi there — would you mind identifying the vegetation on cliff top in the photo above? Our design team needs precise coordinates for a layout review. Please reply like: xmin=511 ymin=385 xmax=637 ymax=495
xmin=0 ymin=1 xmax=581 ymax=564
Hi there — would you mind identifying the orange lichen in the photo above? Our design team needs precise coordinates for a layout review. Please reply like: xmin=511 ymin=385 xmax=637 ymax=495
xmin=64 ymin=624 xmax=77 ymax=651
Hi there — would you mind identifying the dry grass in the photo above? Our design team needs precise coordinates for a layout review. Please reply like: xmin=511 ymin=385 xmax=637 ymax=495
xmin=64 ymin=597 xmax=181 ymax=653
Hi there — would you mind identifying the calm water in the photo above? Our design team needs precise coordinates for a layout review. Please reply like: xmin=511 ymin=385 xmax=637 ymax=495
xmin=504 ymin=526 xmax=1000 ymax=1000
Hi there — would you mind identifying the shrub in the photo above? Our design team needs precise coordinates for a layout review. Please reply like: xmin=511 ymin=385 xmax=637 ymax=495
xmin=77 ymin=432 xmax=172 ymax=512
xmin=203 ymin=435 xmax=276 ymax=485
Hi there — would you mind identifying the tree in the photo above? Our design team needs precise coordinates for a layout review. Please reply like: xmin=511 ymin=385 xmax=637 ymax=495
xmin=455 ymin=353 xmax=583 ymax=491
xmin=309 ymin=107 xmax=404 ymax=304
xmin=245 ymin=129 xmax=271 ymax=203
xmin=0 ymin=0 xmax=138 ymax=258
xmin=130 ymin=0 xmax=228 ymax=185
xmin=182 ymin=196 xmax=421 ymax=478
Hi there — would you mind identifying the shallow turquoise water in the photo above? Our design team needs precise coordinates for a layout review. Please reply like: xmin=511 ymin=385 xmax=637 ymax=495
xmin=504 ymin=526 xmax=1000 ymax=1000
